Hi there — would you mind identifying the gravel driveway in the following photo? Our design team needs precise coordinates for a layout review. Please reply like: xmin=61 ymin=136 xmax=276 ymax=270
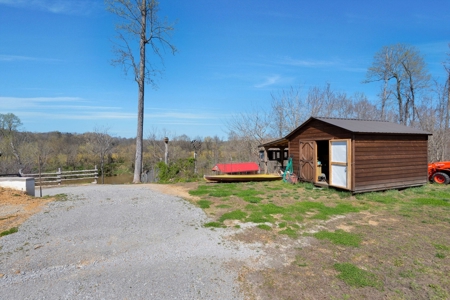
xmin=0 ymin=185 xmax=260 ymax=299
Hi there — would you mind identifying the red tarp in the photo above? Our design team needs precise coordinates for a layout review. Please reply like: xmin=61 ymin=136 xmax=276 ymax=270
xmin=211 ymin=162 xmax=259 ymax=174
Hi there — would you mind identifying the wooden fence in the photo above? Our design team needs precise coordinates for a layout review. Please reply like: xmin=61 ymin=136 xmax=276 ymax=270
xmin=22 ymin=167 xmax=98 ymax=186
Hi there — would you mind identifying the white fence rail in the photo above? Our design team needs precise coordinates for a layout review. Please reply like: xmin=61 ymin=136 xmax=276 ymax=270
xmin=22 ymin=167 xmax=98 ymax=186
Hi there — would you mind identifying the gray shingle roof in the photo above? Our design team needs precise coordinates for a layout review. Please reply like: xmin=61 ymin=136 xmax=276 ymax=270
xmin=315 ymin=117 xmax=431 ymax=134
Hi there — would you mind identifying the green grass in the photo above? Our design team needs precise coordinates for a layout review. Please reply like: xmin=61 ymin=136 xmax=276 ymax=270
xmin=247 ymin=211 xmax=275 ymax=223
xmin=203 ymin=222 xmax=224 ymax=228
xmin=334 ymin=263 xmax=383 ymax=289
xmin=260 ymin=203 xmax=285 ymax=214
xmin=279 ymin=227 xmax=298 ymax=238
xmin=311 ymin=203 xmax=360 ymax=220
xmin=356 ymin=190 xmax=398 ymax=204
xmin=197 ymin=200 xmax=212 ymax=208
xmin=314 ymin=230 xmax=362 ymax=247
xmin=0 ymin=227 xmax=18 ymax=237
xmin=257 ymin=224 xmax=272 ymax=231
xmin=433 ymin=243 xmax=450 ymax=251
xmin=413 ymin=198 xmax=450 ymax=206
xmin=188 ymin=185 xmax=211 ymax=196
xmin=189 ymin=181 xmax=449 ymax=241
xmin=219 ymin=210 xmax=247 ymax=222
xmin=216 ymin=204 xmax=231 ymax=208
xmin=236 ymin=189 xmax=264 ymax=203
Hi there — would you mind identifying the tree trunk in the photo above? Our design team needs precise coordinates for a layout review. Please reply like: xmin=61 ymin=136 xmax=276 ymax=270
xmin=445 ymin=70 xmax=450 ymax=160
xmin=133 ymin=0 xmax=147 ymax=184
xmin=394 ymin=75 xmax=404 ymax=124
xmin=381 ymin=78 xmax=388 ymax=119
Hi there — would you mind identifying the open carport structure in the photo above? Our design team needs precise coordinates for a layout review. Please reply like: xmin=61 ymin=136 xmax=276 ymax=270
xmin=260 ymin=117 xmax=431 ymax=193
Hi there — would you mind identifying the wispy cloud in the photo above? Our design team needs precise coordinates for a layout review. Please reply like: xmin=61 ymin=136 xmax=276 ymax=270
xmin=0 ymin=55 xmax=36 ymax=62
xmin=146 ymin=108 xmax=220 ymax=120
xmin=0 ymin=97 xmax=222 ymax=123
xmin=254 ymin=75 xmax=282 ymax=88
xmin=0 ymin=0 xmax=99 ymax=15
xmin=18 ymin=111 xmax=135 ymax=120
xmin=0 ymin=55 xmax=62 ymax=63
xmin=0 ymin=97 xmax=85 ymax=109
xmin=279 ymin=56 xmax=337 ymax=67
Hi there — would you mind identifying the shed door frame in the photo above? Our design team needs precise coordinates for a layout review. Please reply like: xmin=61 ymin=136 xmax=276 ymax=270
xmin=329 ymin=139 xmax=352 ymax=190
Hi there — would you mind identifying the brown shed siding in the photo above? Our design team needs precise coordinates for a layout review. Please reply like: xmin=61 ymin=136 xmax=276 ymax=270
xmin=261 ymin=117 xmax=430 ymax=193
xmin=289 ymin=120 xmax=352 ymax=175
xmin=353 ymin=134 xmax=428 ymax=192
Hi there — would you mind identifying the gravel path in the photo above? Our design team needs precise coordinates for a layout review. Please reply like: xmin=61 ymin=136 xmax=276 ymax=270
xmin=0 ymin=185 xmax=261 ymax=299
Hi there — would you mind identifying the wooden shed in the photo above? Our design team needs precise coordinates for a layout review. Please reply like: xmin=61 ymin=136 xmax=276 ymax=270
xmin=260 ymin=117 xmax=431 ymax=193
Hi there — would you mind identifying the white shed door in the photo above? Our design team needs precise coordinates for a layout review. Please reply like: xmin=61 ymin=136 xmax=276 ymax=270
xmin=329 ymin=140 xmax=351 ymax=189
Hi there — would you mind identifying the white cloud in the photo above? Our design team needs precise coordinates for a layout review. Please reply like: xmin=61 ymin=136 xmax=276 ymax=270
xmin=254 ymin=75 xmax=281 ymax=88
xmin=0 ymin=55 xmax=35 ymax=62
xmin=0 ymin=0 xmax=99 ymax=15
xmin=0 ymin=54 xmax=62 ymax=62
xmin=280 ymin=56 xmax=337 ymax=67
xmin=1 ymin=97 xmax=222 ymax=124
xmin=0 ymin=97 xmax=85 ymax=109
xmin=18 ymin=111 xmax=136 ymax=120
xmin=146 ymin=108 xmax=219 ymax=120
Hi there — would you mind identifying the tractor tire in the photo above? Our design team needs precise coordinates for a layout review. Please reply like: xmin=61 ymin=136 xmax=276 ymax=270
xmin=432 ymin=172 xmax=450 ymax=184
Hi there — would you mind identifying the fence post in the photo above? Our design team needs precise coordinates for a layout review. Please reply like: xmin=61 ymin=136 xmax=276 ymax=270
xmin=57 ymin=168 xmax=62 ymax=185
xmin=94 ymin=165 xmax=98 ymax=184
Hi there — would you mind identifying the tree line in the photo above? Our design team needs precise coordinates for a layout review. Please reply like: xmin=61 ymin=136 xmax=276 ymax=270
xmin=0 ymin=116 xmax=258 ymax=181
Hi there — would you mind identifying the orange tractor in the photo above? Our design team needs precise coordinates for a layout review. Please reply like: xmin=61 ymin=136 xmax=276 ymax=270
xmin=428 ymin=161 xmax=450 ymax=184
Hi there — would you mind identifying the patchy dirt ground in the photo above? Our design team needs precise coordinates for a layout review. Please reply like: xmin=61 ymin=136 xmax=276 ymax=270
xmin=0 ymin=188 xmax=54 ymax=234
xmin=147 ymin=182 xmax=199 ymax=200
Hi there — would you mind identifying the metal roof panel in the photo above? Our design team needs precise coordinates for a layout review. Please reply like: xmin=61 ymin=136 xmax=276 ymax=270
xmin=315 ymin=117 xmax=431 ymax=135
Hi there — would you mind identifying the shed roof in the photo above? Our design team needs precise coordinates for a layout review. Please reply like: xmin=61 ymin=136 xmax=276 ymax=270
xmin=212 ymin=162 xmax=259 ymax=173
xmin=260 ymin=117 xmax=431 ymax=148
xmin=312 ymin=117 xmax=431 ymax=135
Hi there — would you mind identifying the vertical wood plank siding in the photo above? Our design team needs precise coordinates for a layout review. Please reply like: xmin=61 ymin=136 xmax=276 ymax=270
xmin=353 ymin=134 xmax=428 ymax=192
xmin=285 ymin=119 xmax=429 ymax=193
xmin=289 ymin=120 xmax=351 ymax=176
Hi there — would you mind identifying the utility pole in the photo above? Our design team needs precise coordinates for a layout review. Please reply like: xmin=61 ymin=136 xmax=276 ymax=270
xmin=191 ymin=140 xmax=201 ymax=174
xmin=164 ymin=137 xmax=169 ymax=165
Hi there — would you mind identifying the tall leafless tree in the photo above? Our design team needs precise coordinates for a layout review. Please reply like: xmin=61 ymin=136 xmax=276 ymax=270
xmin=365 ymin=44 xmax=430 ymax=126
xmin=106 ymin=0 xmax=176 ymax=183
xmin=87 ymin=127 xmax=115 ymax=184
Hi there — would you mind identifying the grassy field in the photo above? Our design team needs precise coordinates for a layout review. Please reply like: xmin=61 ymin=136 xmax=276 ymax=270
xmin=188 ymin=181 xmax=450 ymax=300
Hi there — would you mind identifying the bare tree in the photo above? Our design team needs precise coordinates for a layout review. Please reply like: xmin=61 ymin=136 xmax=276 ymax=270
xmin=87 ymin=127 xmax=115 ymax=184
xmin=350 ymin=92 xmax=380 ymax=120
xmin=270 ymin=86 xmax=307 ymax=137
xmin=106 ymin=0 xmax=176 ymax=183
xmin=365 ymin=44 xmax=430 ymax=126
xmin=0 ymin=113 xmax=24 ymax=171
xmin=443 ymin=44 xmax=450 ymax=159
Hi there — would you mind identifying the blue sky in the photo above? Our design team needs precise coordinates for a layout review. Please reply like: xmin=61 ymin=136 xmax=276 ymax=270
xmin=1 ymin=0 xmax=449 ymax=139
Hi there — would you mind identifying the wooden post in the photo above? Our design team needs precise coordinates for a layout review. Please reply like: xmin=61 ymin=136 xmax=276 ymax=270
xmin=264 ymin=147 xmax=268 ymax=174
xmin=94 ymin=165 xmax=98 ymax=184
xmin=281 ymin=147 xmax=286 ymax=168
xmin=38 ymin=155 xmax=42 ymax=197
xmin=57 ymin=168 xmax=61 ymax=185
